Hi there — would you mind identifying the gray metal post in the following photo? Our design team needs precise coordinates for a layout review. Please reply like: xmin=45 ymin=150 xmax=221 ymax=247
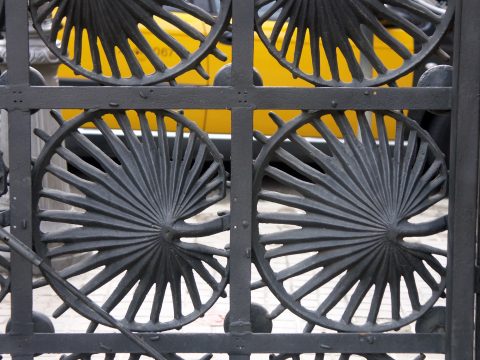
xmin=447 ymin=0 xmax=480 ymax=358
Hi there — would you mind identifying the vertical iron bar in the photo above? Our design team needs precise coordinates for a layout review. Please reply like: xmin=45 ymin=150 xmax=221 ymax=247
xmin=229 ymin=107 xmax=253 ymax=333
xmin=231 ymin=0 xmax=254 ymax=88
xmin=447 ymin=0 xmax=480 ymax=358
xmin=229 ymin=0 xmax=254 ymax=358
xmin=477 ymin=201 xmax=480 ymax=360
xmin=5 ymin=0 xmax=29 ymax=84
xmin=4 ymin=1 xmax=33 ymax=359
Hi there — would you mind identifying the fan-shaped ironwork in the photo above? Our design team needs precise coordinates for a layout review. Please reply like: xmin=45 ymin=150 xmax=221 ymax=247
xmin=32 ymin=109 xmax=230 ymax=332
xmin=29 ymin=0 xmax=231 ymax=85
xmin=59 ymin=351 xmax=213 ymax=360
xmin=252 ymin=110 xmax=447 ymax=332
xmin=254 ymin=0 xmax=453 ymax=86
xmin=270 ymin=352 xmax=425 ymax=360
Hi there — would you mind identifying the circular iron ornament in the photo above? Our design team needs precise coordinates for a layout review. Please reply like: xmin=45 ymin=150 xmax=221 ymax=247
xmin=254 ymin=0 xmax=453 ymax=87
xmin=270 ymin=352 xmax=425 ymax=360
xmin=253 ymin=110 xmax=447 ymax=332
xmin=32 ymin=109 xmax=229 ymax=332
xmin=59 ymin=351 xmax=213 ymax=360
xmin=29 ymin=0 xmax=231 ymax=85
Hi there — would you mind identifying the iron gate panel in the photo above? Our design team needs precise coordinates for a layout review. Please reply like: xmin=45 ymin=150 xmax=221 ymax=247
xmin=0 ymin=0 xmax=478 ymax=359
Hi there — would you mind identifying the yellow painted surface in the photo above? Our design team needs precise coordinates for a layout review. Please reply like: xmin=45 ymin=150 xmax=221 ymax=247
xmin=58 ymin=11 xmax=415 ymax=139
xmin=58 ymin=12 xmax=209 ymax=130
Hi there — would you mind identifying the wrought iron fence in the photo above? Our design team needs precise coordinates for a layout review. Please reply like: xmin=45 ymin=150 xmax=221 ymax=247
xmin=0 ymin=0 xmax=478 ymax=359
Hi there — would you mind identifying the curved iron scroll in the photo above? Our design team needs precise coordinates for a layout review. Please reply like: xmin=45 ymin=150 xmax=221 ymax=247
xmin=252 ymin=110 xmax=447 ymax=332
xmin=255 ymin=0 xmax=453 ymax=87
xmin=30 ymin=0 xmax=231 ymax=85
xmin=32 ymin=109 xmax=230 ymax=332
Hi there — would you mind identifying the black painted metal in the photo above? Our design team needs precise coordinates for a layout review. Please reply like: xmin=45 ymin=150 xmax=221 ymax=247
xmin=252 ymin=110 xmax=448 ymax=333
xmin=29 ymin=0 xmax=231 ymax=86
xmin=32 ymin=109 xmax=230 ymax=332
xmin=254 ymin=0 xmax=453 ymax=87
xmin=0 ymin=0 xmax=478 ymax=359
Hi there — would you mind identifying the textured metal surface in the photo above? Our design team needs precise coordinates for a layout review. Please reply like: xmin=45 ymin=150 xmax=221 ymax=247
xmin=32 ymin=109 xmax=230 ymax=332
xmin=255 ymin=0 xmax=453 ymax=86
xmin=0 ymin=0 xmax=479 ymax=358
xmin=270 ymin=353 xmax=426 ymax=360
xmin=267 ymin=301 xmax=446 ymax=360
xmin=252 ymin=110 xmax=447 ymax=332
xmin=29 ymin=0 xmax=231 ymax=85
xmin=59 ymin=354 xmax=213 ymax=360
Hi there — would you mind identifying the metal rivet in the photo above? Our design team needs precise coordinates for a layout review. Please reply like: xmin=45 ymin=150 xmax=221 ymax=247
xmin=331 ymin=100 xmax=338 ymax=108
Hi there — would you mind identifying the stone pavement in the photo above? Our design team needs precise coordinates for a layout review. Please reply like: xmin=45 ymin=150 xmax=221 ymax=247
xmin=0 ymin=191 xmax=448 ymax=360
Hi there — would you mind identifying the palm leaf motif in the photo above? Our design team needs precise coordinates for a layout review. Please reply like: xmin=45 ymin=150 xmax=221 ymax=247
xmin=270 ymin=352 xmax=425 ymax=360
xmin=29 ymin=0 xmax=231 ymax=85
xmin=252 ymin=110 xmax=447 ymax=332
xmin=32 ymin=109 xmax=229 ymax=332
xmin=254 ymin=0 xmax=453 ymax=86
xmin=59 ymin=351 xmax=214 ymax=360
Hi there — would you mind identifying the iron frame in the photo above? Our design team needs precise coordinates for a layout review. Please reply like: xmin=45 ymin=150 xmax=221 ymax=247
xmin=0 ymin=0 xmax=478 ymax=358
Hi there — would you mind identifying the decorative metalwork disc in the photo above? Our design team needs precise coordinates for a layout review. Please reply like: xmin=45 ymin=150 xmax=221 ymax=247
xmin=59 ymin=351 xmax=213 ymax=360
xmin=254 ymin=0 xmax=453 ymax=86
xmin=253 ymin=110 xmax=447 ymax=332
xmin=270 ymin=352 xmax=424 ymax=360
xmin=29 ymin=0 xmax=231 ymax=85
xmin=32 ymin=109 xmax=229 ymax=332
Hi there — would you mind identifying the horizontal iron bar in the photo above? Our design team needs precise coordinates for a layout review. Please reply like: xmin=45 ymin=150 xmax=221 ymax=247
xmin=0 ymin=333 xmax=445 ymax=354
xmin=0 ymin=86 xmax=451 ymax=110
